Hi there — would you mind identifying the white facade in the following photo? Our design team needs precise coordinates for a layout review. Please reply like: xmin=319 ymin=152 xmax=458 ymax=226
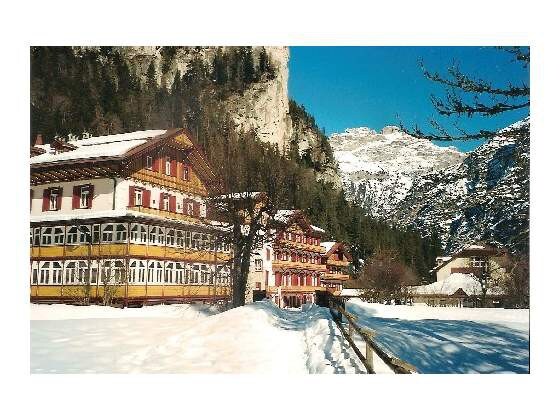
xmin=31 ymin=178 xmax=206 ymax=217
xmin=246 ymin=240 xmax=274 ymax=303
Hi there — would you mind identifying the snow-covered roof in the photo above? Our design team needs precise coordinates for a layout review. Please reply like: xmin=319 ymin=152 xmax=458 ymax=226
xmin=310 ymin=225 xmax=325 ymax=233
xmin=411 ymin=273 xmax=504 ymax=296
xmin=273 ymin=209 xmax=298 ymax=224
xmin=30 ymin=130 xmax=167 ymax=165
xmin=321 ymin=241 xmax=337 ymax=252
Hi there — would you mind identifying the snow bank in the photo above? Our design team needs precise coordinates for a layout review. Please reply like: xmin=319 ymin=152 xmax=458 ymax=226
xmin=31 ymin=300 xmax=364 ymax=374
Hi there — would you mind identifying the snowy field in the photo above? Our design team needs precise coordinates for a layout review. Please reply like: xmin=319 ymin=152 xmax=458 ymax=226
xmin=346 ymin=299 xmax=529 ymax=374
xmin=31 ymin=300 xmax=364 ymax=374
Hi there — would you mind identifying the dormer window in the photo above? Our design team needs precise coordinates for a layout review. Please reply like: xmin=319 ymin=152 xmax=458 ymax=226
xmin=146 ymin=155 xmax=153 ymax=170
xmin=183 ymin=163 xmax=190 ymax=181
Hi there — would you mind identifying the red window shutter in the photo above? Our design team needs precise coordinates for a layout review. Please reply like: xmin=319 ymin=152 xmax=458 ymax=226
xmin=159 ymin=192 xmax=165 ymax=210
xmin=177 ymin=161 xmax=183 ymax=180
xmin=292 ymin=274 xmax=298 ymax=286
xmin=306 ymin=274 xmax=312 ymax=286
xmin=171 ymin=156 xmax=177 ymax=177
xmin=275 ymin=272 xmax=282 ymax=287
xmin=129 ymin=186 xmax=136 ymax=206
xmin=265 ymin=270 xmax=269 ymax=287
xmin=56 ymin=188 xmax=62 ymax=210
xmin=87 ymin=184 xmax=94 ymax=209
xmin=193 ymin=201 xmax=200 ymax=217
xmin=142 ymin=189 xmax=151 ymax=208
xmin=182 ymin=198 xmax=188 ymax=214
xmin=154 ymin=153 xmax=162 ymax=173
xmin=42 ymin=189 xmax=49 ymax=212
xmin=72 ymin=186 xmax=80 ymax=209
xmin=169 ymin=195 xmax=176 ymax=213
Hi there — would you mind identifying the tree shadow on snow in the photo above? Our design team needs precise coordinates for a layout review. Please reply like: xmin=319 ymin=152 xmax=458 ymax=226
xmin=346 ymin=304 xmax=529 ymax=374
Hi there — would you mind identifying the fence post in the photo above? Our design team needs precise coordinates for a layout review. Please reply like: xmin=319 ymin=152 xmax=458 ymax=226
xmin=362 ymin=328 xmax=376 ymax=373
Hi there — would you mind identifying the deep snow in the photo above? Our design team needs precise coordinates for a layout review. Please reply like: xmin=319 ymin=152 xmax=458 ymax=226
xmin=30 ymin=300 xmax=364 ymax=374
xmin=345 ymin=299 xmax=529 ymax=374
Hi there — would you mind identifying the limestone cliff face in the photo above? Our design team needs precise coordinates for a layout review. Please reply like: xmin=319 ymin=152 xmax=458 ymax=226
xmin=74 ymin=46 xmax=341 ymax=188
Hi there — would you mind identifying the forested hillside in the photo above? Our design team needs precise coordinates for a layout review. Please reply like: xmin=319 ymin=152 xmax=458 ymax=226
xmin=30 ymin=46 xmax=441 ymax=281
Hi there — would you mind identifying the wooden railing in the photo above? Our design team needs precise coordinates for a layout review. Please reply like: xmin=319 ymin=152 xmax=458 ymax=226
xmin=328 ymin=298 xmax=417 ymax=374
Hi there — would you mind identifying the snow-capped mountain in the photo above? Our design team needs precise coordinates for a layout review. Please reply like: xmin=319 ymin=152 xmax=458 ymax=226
xmin=331 ymin=120 xmax=529 ymax=254
xmin=330 ymin=126 xmax=465 ymax=219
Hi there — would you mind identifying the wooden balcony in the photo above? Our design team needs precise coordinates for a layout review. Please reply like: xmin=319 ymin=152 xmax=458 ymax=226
xmin=326 ymin=259 xmax=351 ymax=267
xmin=323 ymin=273 xmax=349 ymax=282
xmin=272 ymin=261 xmax=327 ymax=272
xmin=275 ymin=239 xmax=325 ymax=253
xmin=267 ymin=285 xmax=326 ymax=294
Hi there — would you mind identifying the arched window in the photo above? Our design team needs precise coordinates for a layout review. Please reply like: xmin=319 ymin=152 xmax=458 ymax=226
xmin=39 ymin=262 xmax=51 ymax=284
xmin=175 ymin=262 xmax=184 ymax=284
xmin=65 ymin=261 xmax=76 ymax=284
xmin=176 ymin=230 xmax=185 ymax=248
xmin=41 ymin=227 xmax=53 ymax=246
xmin=149 ymin=226 xmax=157 ymax=244
xmin=77 ymin=261 xmax=88 ymax=283
xmin=165 ymin=262 xmax=174 ymax=283
xmin=157 ymin=227 xmax=165 ymax=245
xmin=52 ymin=261 xmax=63 ymax=284
xmin=191 ymin=264 xmax=200 ymax=284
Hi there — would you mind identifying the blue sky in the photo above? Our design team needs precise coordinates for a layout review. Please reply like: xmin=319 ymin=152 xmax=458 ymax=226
xmin=288 ymin=47 xmax=529 ymax=152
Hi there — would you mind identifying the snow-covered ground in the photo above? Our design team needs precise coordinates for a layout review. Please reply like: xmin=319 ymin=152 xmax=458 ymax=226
xmin=31 ymin=300 xmax=364 ymax=374
xmin=346 ymin=299 xmax=529 ymax=374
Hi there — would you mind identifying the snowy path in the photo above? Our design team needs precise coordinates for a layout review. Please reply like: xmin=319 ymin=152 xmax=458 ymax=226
xmin=31 ymin=301 xmax=364 ymax=374
xmin=345 ymin=299 xmax=529 ymax=374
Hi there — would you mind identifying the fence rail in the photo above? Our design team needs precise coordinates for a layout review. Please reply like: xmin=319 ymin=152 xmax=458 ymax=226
xmin=328 ymin=298 xmax=417 ymax=374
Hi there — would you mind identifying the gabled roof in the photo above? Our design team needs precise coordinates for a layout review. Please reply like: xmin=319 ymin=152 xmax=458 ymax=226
xmin=433 ymin=243 xmax=503 ymax=272
xmin=30 ymin=130 xmax=169 ymax=165
xmin=321 ymin=241 xmax=353 ymax=261
xmin=273 ymin=209 xmax=325 ymax=237
xmin=30 ymin=129 xmax=219 ymax=193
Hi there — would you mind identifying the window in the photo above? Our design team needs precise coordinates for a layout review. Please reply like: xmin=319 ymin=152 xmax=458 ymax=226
xmin=115 ymin=224 xmax=127 ymax=242
xmin=175 ymin=263 xmax=184 ymax=284
xmin=33 ymin=228 xmax=40 ymax=246
xmin=130 ymin=224 xmax=147 ymax=244
xmin=162 ymin=195 xmax=170 ymax=211
xmin=184 ymin=201 xmax=194 ymax=216
xmin=192 ymin=233 xmax=201 ymax=249
xmin=41 ymin=227 xmax=52 ymax=246
xmin=185 ymin=231 xmax=192 ymax=249
xmin=157 ymin=227 xmax=165 ymax=245
xmin=53 ymin=227 xmax=64 ymax=245
xmin=102 ymin=224 xmax=114 ymax=242
xmin=255 ymin=259 xmax=263 ymax=272
xmin=145 ymin=155 xmax=153 ymax=170
xmin=191 ymin=264 xmax=200 ymax=284
xmin=200 ymin=265 xmax=210 ymax=285
xmin=65 ymin=261 xmax=76 ymax=284
xmin=92 ymin=224 xmax=100 ymax=244
xmin=183 ymin=164 xmax=190 ymax=180
xmin=165 ymin=262 xmax=174 ymax=283
xmin=266 ymin=249 xmax=271 ymax=261
xmin=39 ymin=262 xmax=51 ymax=284
xmin=176 ymin=230 xmax=184 ymax=248
xmin=80 ymin=186 xmax=90 ymax=209
xmin=66 ymin=226 xmax=78 ymax=244
xmin=76 ymin=261 xmax=88 ymax=283
xmin=134 ymin=188 xmax=143 ymax=206
xmin=166 ymin=229 xmax=175 ymax=247
xmin=471 ymin=257 xmax=488 ymax=271
xmin=165 ymin=157 xmax=171 ymax=175
xmin=79 ymin=225 xmax=91 ymax=244
xmin=49 ymin=189 xmax=59 ymax=211
xmin=255 ymin=282 xmax=261 ymax=290
xmin=31 ymin=262 xmax=39 ymax=284
xmin=149 ymin=226 xmax=158 ymax=244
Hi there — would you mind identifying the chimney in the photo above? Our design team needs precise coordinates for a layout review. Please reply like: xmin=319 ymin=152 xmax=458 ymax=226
xmin=34 ymin=134 xmax=43 ymax=146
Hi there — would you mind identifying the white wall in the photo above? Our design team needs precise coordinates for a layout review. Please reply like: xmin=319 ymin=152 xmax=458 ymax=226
xmin=31 ymin=178 xmax=208 ymax=217
xmin=31 ymin=178 xmax=117 ymax=216
xmin=436 ymin=257 xmax=470 ymax=282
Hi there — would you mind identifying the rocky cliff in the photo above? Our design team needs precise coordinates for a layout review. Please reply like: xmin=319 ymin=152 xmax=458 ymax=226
xmin=80 ymin=46 xmax=341 ymax=187
xmin=331 ymin=120 xmax=529 ymax=254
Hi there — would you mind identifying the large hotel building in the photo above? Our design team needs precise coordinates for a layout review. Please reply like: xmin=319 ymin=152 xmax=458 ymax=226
xmin=30 ymin=129 xmax=351 ymax=307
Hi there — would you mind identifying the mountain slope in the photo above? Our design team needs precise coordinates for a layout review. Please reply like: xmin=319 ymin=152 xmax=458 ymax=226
xmin=332 ymin=120 xmax=529 ymax=254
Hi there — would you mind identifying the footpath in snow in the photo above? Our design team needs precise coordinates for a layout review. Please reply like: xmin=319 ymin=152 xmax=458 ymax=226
xmin=31 ymin=300 xmax=364 ymax=374
xmin=345 ymin=299 xmax=529 ymax=374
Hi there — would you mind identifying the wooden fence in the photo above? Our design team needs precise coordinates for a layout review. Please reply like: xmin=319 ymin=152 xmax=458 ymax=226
xmin=328 ymin=298 xmax=417 ymax=374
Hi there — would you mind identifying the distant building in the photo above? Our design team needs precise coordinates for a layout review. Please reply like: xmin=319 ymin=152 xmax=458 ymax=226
xmin=411 ymin=243 xmax=507 ymax=307
xmin=321 ymin=241 xmax=352 ymax=292
xmin=30 ymin=129 xmax=232 ymax=305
